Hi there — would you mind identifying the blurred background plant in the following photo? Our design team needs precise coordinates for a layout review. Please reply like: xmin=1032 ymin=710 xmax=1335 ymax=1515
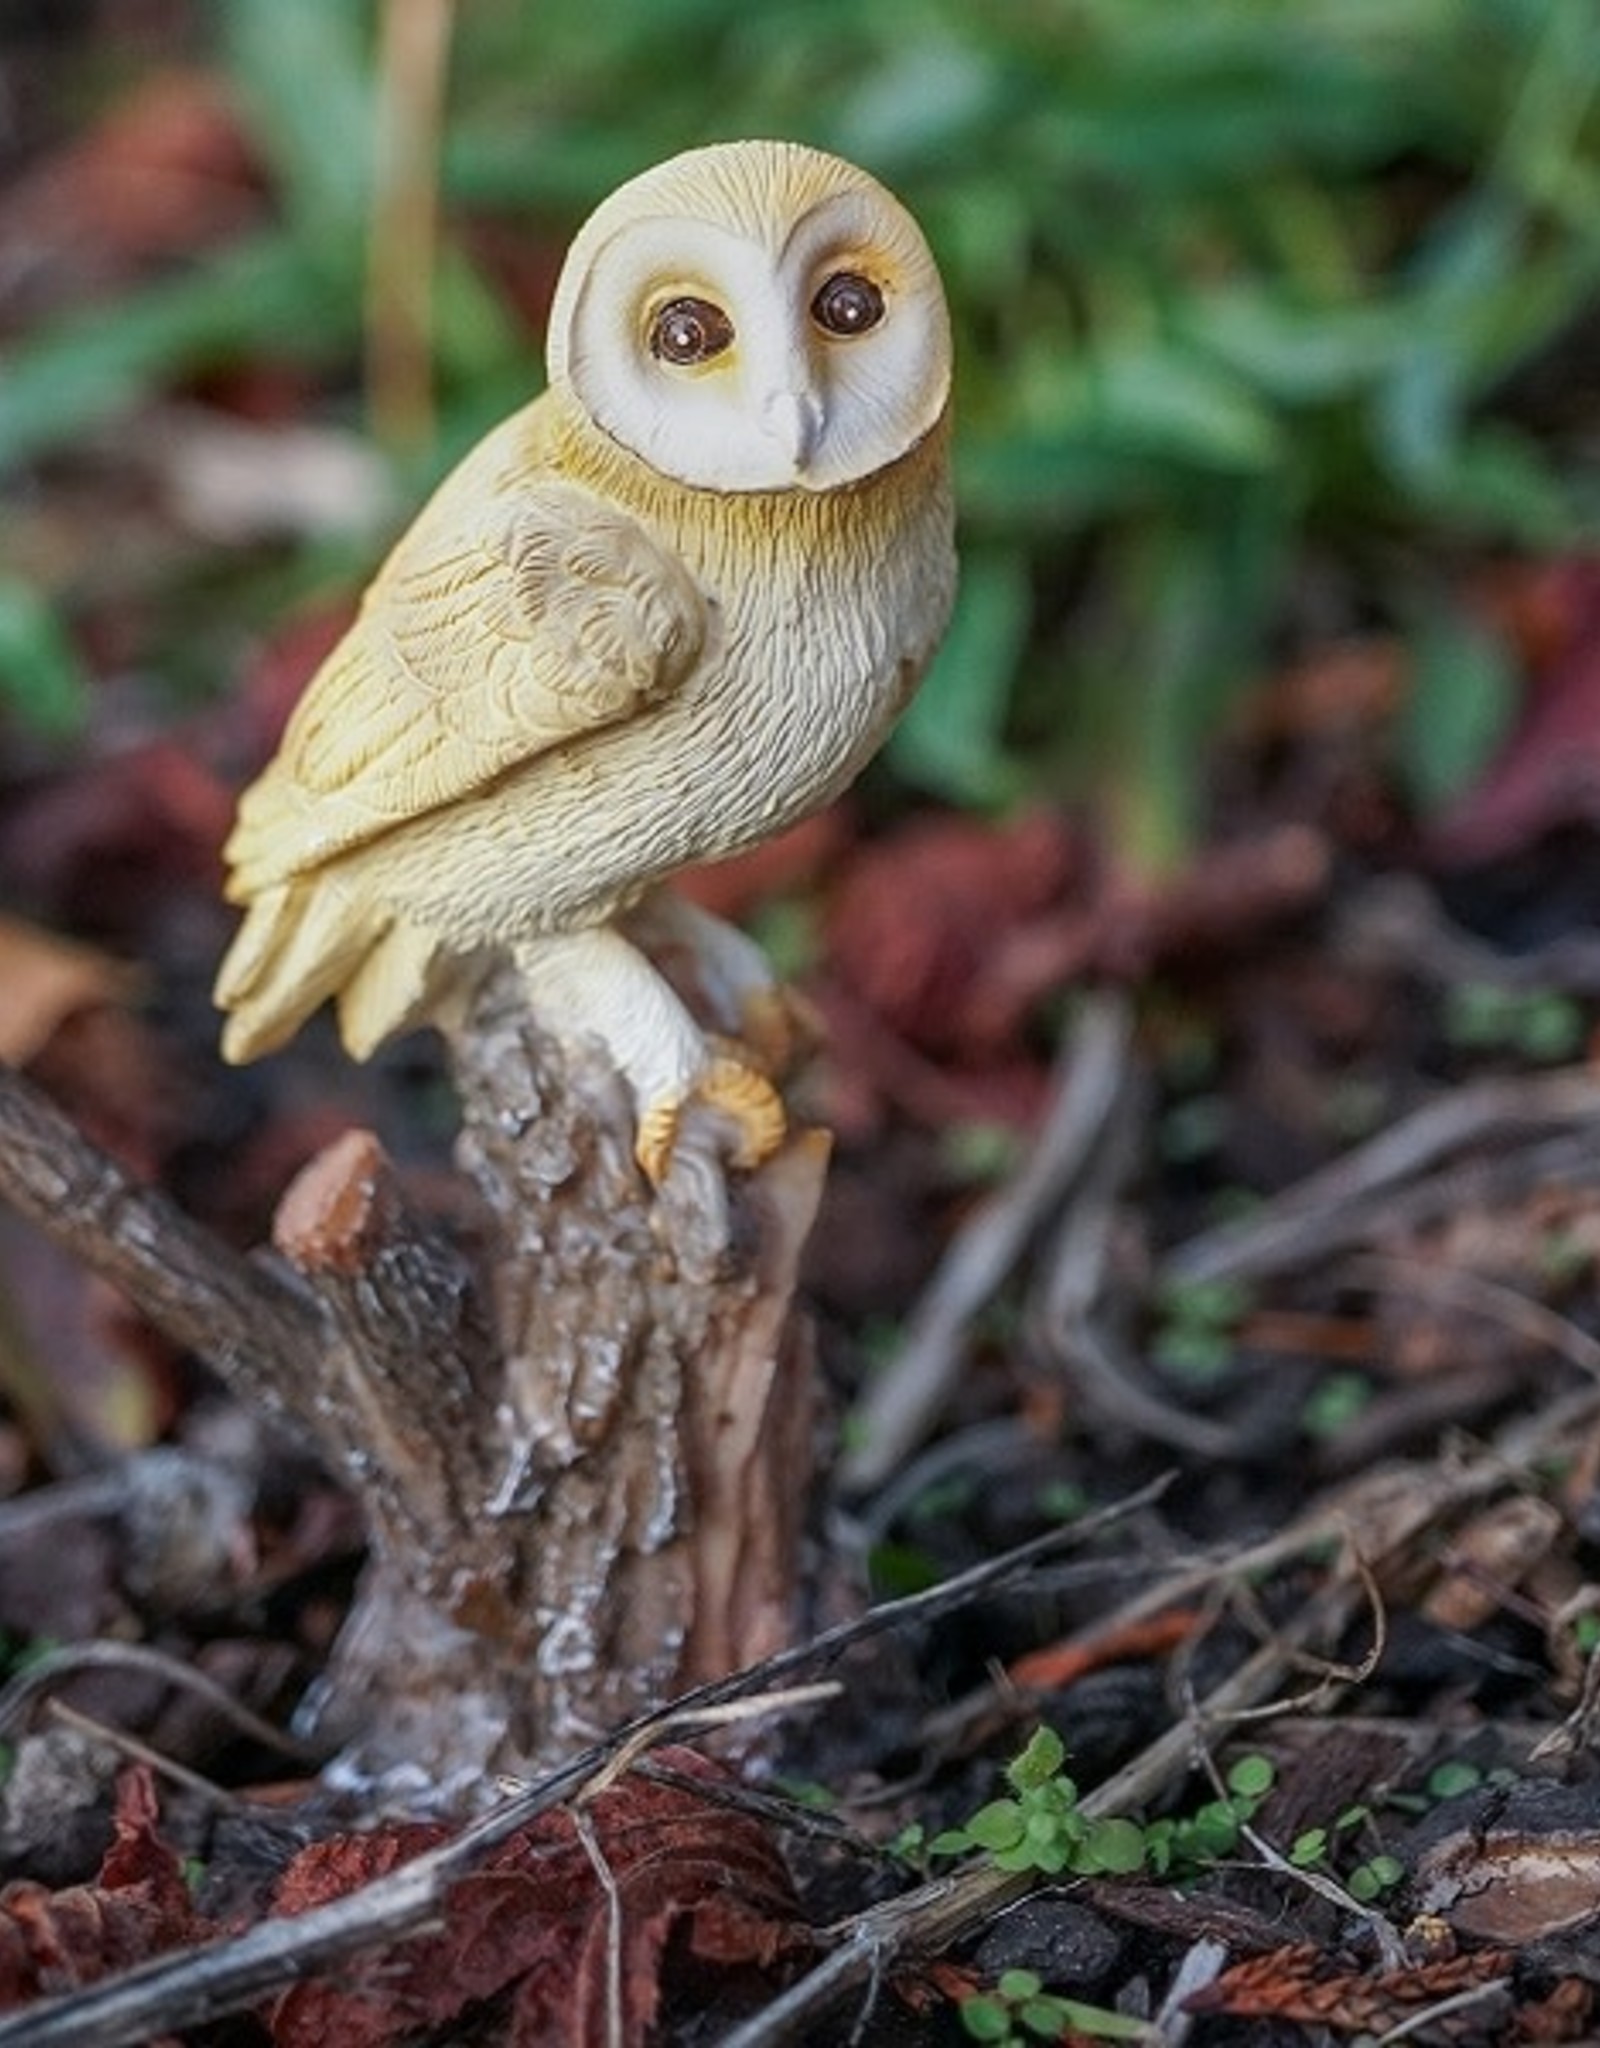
xmin=3 ymin=0 xmax=1599 ymax=870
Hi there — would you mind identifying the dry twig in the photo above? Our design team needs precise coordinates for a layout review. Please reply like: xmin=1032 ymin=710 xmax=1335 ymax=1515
xmin=839 ymin=991 xmax=1135 ymax=1492
xmin=0 ymin=1062 xmax=319 ymax=1424
xmin=1164 ymin=1068 xmax=1600 ymax=1288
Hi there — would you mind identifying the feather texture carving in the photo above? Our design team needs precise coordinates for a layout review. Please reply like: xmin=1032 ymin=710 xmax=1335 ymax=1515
xmin=216 ymin=140 xmax=956 ymax=1180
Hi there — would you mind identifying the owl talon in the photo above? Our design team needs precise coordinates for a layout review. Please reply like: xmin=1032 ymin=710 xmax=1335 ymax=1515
xmin=635 ymin=1057 xmax=787 ymax=1186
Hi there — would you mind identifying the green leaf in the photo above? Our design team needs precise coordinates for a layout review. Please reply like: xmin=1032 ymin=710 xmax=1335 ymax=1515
xmin=887 ymin=547 xmax=1029 ymax=808
xmin=1227 ymin=1754 xmax=1275 ymax=1800
xmin=0 ymin=577 xmax=90 ymax=737
xmin=929 ymin=1828 xmax=978 ymax=1858
xmin=834 ymin=39 xmax=1007 ymax=169
xmin=1393 ymin=605 xmax=1520 ymax=816
xmin=959 ymin=1993 xmax=1015 ymax=2042
xmin=1034 ymin=1997 xmax=1154 ymax=2042
xmin=1008 ymin=1724 xmax=1067 ymax=1791
xmin=1082 ymin=343 xmax=1284 ymax=472
xmin=219 ymin=0 xmax=374 ymax=249
xmin=1183 ymin=1801 xmax=1242 ymax=1858
xmin=1348 ymin=1854 xmax=1405 ymax=1901
xmin=1152 ymin=1324 xmax=1235 ymax=1384
xmin=1185 ymin=289 xmax=1423 ymax=401
xmin=1023 ymin=1801 xmax=1073 ymax=1845
xmin=1019 ymin=1995 xmax=1076 ymax=2038
xmin=1084 ymin=1817 xmax=1147 ymax=1874
xmin=1301 ymin=1370 xmax=1374 ymax=1439
xmin=0 ymin=235 xmax=343 ymax=475
xmin=998 ymin=1970 xmax=1043 ymax=2002
xmin=1426 ymin=1759 xmax=1484 ymax=1801
xmin=866 ymin=1540 xmax=944 ymax=1600
xmin=1159 ymin=1276 xmax=1253 ymax=1331
xmin=965 ymin=1799 xmax=1028 ymax=1853
xmin=1515 ymin=993 xmax=1585 ymax=1063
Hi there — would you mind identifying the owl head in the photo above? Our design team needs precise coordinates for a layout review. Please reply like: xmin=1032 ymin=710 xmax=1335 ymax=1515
xmin=546 ymin=140 xmax=951 ymax=494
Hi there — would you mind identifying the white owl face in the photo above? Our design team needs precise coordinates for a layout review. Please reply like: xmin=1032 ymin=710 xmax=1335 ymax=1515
xmin=546 ymin=141 xmax=952 ymax=494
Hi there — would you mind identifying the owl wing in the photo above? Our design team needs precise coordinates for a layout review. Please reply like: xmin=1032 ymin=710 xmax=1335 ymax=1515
xmin=224 ymin=479 xmax=707 ymax=898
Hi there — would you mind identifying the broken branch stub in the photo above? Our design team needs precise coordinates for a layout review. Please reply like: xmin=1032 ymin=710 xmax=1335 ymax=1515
xmin=274 ymin=962 xmax=826 ymax=1797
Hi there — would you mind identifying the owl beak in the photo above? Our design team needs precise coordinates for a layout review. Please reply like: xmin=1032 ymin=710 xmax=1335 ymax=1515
xmin=762 ymin=389 xmax=824 ymax=474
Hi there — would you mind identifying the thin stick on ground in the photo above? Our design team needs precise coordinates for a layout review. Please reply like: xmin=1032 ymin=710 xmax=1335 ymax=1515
xmin=0 ymin=1640 xmax=322 ymax=1762
xmin=839 ymin=990 xmax=1136 ymax=1493
xmin=1163 ymin=1067 xmax=1600 ymax=1288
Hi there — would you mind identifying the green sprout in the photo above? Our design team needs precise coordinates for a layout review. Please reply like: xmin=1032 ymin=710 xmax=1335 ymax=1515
xmin=958 ymin=1969 xmax=1154 ymax=2044
xmin=930 ymin=1727 xmax=1146 ymax=1878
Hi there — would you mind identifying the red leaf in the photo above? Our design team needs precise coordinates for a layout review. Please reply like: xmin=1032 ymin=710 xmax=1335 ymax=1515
xmin=97 ymin=1767 xmax=194 ymax=1920
xmin=0 ymin=70 xmax=262 ymax=320
xmin=1427 ymin=557 xmax=1600 ymax=865
xmin=826 ymin=810 xmax=1083 ymax=1064
xmin=677 ymin=808 xmax=855 ymax=922
xmin=267 ymin=1750 xmax=809 ymax=2048
xmin=0 ymin=740 xmax=235 ymax=918
xmin=0 ymin=1767 xmax=208 ymax=2012
xmin=227 ymin=603 xmax=357 ymax=766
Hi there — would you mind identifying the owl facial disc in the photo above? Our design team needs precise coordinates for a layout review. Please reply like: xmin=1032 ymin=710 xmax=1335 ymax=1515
xmin=546 ymin=140 xmax=952 ymax=494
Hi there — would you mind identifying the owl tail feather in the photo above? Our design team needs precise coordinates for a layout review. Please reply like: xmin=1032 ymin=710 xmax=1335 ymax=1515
xmin=215 ymin=880 xmax=439 ymax=1065
xmin=335 ymin=918 xmax=449 ymax=1058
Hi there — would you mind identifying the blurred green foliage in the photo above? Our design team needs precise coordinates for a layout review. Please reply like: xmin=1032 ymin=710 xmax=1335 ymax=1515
xmin=5 ymin=0 xmax=1600 ymax=860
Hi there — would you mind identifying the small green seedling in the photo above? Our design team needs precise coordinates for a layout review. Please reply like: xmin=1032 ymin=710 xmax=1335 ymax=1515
xmin=959 ymin=1969 xmax=1154 ymax=2044
xmin=930 ymin=1726 xmax=1145 ymax=1877
xmin=933 ymin=1735 xmax=1283 ymax=1886
xmin=1347 ymin=1853 xmax=1406 ymax=1901
xmin=1152 ymin=1275 xmax=1255 ymax=1386
xmin=1300 ymin=1369 xmax=1373 ymax=1439
xmin=1442 ymin=982 xmax=1585 ymax=1066
xmin=1142 ymin=1753 xmax=1275 ymax=1877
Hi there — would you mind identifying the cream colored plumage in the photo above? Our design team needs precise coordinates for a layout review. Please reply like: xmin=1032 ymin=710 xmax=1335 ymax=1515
xmin=215 ymin=139 xmax=956 ymax=1179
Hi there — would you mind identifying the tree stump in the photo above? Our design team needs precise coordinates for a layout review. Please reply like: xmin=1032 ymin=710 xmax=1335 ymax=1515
xmin=0 ymin=950 xmax=828 ymax=1806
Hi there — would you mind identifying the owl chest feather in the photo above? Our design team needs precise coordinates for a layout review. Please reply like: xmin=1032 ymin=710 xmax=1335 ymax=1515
xmin=383 ymin=396 xmax=953 ymax=938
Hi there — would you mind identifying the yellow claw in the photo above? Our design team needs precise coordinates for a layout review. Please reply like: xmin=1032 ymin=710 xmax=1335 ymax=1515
xmin=635 ymin=1056 xmax=788 ymax=1186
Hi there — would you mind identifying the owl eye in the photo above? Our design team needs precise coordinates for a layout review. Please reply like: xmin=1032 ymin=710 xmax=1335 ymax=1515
xmin=649 ymin=296 xmax=735 ymax=366
xmin=810 ymin=271 xmax=885 ymax=338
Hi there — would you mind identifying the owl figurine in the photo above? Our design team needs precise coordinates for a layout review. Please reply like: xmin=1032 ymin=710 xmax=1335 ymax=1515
xmin=215 ymin=139 xmax=956 ymax=1182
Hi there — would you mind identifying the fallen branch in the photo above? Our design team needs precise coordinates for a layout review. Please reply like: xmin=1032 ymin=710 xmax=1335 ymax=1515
xmin=0 ymin=1062 xmax=318 ymax=1426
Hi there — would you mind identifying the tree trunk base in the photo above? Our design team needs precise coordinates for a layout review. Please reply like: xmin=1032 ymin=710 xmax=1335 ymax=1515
xmin=277 ymin=962 xmax=826 ymax=1798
